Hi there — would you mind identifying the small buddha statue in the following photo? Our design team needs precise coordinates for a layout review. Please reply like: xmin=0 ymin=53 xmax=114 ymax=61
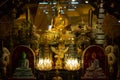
xmin=19 ymin=52 xmax=29 ymax=68
xmin=83 ymin=52 xmax=105 ymax=78
xmin=87 ymin=52 xmax=101 ymax=70
xmin=13 ymin=52 xmax=34 ymax=78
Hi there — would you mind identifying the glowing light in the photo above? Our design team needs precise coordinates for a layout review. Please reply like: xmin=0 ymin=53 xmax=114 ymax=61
xmin=36 ymin=58 xmax=53 ymax=70
xmin=48 ymin=25 xmax=52 ymax=30
xmin=72 ymin=0 xmax=76 ymax=2
xmin=85 ymin=0 xmax=89 ymax=3
xmin=39 ymin=2 xmax=48 ymax=4
xmin=118 ymin=20 xmax=120 ymax=23
xmin=71 ymin=1 xmax=79 ymax=4
xmin=64 ymin=58 xmax=80 ymax=71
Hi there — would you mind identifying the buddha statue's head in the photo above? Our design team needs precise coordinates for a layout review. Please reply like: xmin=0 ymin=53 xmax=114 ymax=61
xmin=91 ymin=52 xmax=97 ymax=59
xmin=56 ymin=4 xmax=62 ymax=14
xmin=22 ymin=52 xmax=27 ymax=59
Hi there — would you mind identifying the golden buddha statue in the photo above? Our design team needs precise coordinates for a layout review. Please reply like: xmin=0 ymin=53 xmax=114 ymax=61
xmin=51 ymin=4 xmax=69 ymax=31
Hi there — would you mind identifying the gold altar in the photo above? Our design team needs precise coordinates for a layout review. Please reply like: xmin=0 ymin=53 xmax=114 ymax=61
xmin=1 ymin=0 xmax=118 ymax=80
xmin=9 ymin=2 xmax=107 ymax=80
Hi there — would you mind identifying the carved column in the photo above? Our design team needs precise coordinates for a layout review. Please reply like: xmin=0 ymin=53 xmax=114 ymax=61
xmin=95 ymin=0 xmax=105 ymax=45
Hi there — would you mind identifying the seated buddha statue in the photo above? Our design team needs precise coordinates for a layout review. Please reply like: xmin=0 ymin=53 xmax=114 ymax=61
xmin=51 ymin=4 xmax=69 ymax=31
xmin=87 ymin=52 xmax=100 ymax=70
xmin=83 ymin=52 xmax=105 ymax=79
xmin=18 ymin=52 xmax=29 ymax=68
xmin=13 ymin=52 xmax=34 ymax=78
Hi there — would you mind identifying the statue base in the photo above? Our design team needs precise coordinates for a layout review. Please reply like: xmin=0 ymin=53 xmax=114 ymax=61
xmin=13 ymin=68 xmax=35 ymax=79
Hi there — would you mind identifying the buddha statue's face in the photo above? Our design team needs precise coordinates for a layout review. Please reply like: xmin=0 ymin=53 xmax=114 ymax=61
xmin=91 ymin=52 xmax=96 ymax=59
xmin=56 ymin=4 xmax=62 ymax=14
xmin=22 ymin=52 xmax=26 ymax=59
